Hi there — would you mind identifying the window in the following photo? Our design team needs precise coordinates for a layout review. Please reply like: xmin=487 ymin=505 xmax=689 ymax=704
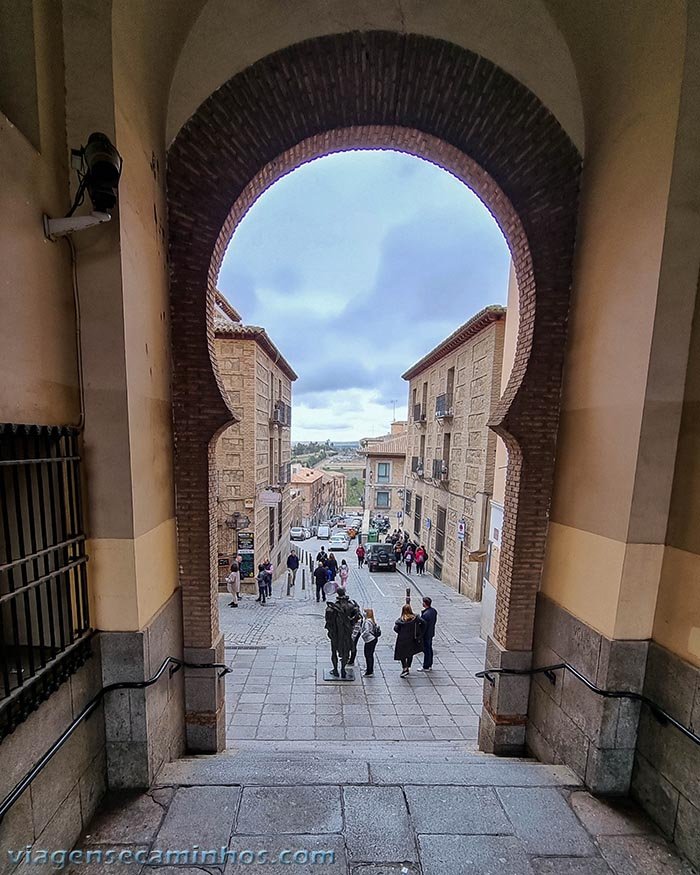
xmin=435 ymin=506 xmax=447 ymax=557
xmin=447 ymin=366 xmax=455 ymax=399
xmin=404 ymin=489 xmax=412 ymax=516
xmin=269 ymin=435 xmax=275 ymax=484
xmin=377 ymin=462 xmax=390 ymax=483
xmin=376 ymin=491 xmax=390 ymax=508
xmin=414 ymin=495 xmax=422 ymax=536
xmin=419 ymin=434 xmax=426 ymax=462
xmin=0 ymin=425 xmax=91 ymax=740
xmin=269 ymin=506 xmax=276 ymax=548
xmin=443 ymin=432 xmax=451 ymax=464
xmin=278 ymin=494 xmax=283 ymax=539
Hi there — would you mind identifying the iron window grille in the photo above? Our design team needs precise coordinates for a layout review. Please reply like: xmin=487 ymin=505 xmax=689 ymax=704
xmin=411 ymin=456 xmax=424 ymax=476
xmin=0 ymin=424 xmax=91 ymax=741
xmin=432 ymin=458 xmax=448 ymax=480
xmin=435 ymin=393 xmax=454 ymax=418
xmin=414 ymin=495 xmax=422 ymax=537
xmin=412 ymin=403 xmax=426 ymax=423
xmin=435 ymin=506 xmax=447 ymax=557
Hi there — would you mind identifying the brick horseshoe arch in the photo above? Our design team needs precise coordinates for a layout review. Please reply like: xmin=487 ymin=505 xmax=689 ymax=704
xmin=167 ymin=31 xmax=580 ymax=709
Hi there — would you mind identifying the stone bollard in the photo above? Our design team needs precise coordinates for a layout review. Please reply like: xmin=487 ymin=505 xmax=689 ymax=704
xmin=301 ymin=567 xmax=306 ymax=590
xmin=405 ymin=586 xmax=411 ymax=605
xmin=286 ymin=570 xmax=292 ymax=596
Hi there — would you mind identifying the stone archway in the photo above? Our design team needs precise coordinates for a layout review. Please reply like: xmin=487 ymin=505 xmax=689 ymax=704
xmin=167 ymin=30 xmax=581 ymax=750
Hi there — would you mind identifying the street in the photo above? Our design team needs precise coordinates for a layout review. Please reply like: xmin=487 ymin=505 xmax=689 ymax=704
xmin=220 ymin=534 xmax=486 ymax=747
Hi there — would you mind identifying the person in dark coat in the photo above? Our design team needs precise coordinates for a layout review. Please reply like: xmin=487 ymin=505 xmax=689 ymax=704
xmin=256 ymin=563 xmax=270 ymax=605
xmin=326 ymin=552 xmax=339 ymax=580
xmin=286 ymin=549 xmax=300 ymax=586
xmin=418 ymin=596 xmax=438 ymax=671
xmin=393 ymin=603 xmax=425 ymax=677
xmin=314 ymin=560 xmax=328 ymax=603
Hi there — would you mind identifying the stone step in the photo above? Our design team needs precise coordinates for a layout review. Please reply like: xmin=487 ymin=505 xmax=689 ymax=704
xmin=155 ymin=748 xmax=581 ymax=790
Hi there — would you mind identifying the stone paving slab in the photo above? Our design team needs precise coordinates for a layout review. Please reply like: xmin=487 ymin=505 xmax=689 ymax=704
xmin=224 ymin=834 xmax=346 ymax=874
xmin=343 ymin=786 xmax=418 ymax=863
xmin=496 ymin=787 xmax=596 ymax=856
xmin=369 ymin=761 xmax=581 ymax=787
xmin=156 ymin=756 xmax=370 ymax=787
xmin=404 ymin=785 xmax=512 ymax=835
xmin=597 ymin=834 xmax=698 ymax=874
xmin=236 ymin=786 xmax=342 ymax=835
xmin=418 ymin=834 xmax=535 ymax=875
xmin=153 ymin=786 xmax=241 ymax=851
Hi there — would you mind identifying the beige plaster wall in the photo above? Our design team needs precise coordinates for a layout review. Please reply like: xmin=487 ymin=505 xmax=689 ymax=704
xmin=0 ymin=0 xmax=78 ymax=427
xmin=541 ymin=1 xmax=690 ymax=639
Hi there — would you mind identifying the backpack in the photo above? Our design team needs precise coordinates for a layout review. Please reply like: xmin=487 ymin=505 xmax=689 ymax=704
xmin=374 ymin=624 xmax=382 ymax=639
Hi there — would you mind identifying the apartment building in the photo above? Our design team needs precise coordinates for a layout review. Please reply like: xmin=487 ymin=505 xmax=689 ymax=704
xmin=290 ymin=466 xmax=326 ymax=527
xmin=213 ymin=297 xmax=296 ymax=587
xmin=323 ymin=470 xmax=346 ymax=517
xmin=402 ymin=306 xmax=505 ymax=598
xmin=360 ymin=428 xmax=407 ymax=524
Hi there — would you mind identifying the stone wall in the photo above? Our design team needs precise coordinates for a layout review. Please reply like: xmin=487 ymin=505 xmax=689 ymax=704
xmin=0 ymin=642 xmax=105 ymax=871
xmin=631 ymin=643 xmax=700 ymax=867
xmin=526 ymin=594 xmax=648 ymax=795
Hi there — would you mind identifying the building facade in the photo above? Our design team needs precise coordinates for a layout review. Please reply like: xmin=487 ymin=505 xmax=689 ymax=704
xmin=403 ymin=307 xmax=505 ymax=599
xmin=360 ymin=430 xmax=407 ymax=526
xmin=214 ymin=302 xmax=296 ymax=587
xmin=290 ymin=466 xmax=325 ymax=527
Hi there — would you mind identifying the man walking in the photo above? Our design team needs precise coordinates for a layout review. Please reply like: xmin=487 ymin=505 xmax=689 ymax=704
xmin=314 ymin=559 xmax=329 ymax=602
xmin=418 ymin=596 xmax=438 ymax=671
xmin=286 ymin=548 xmax=300 ymax=587
xmin=316 ymin=546 xmax=328 ymax=565
xmin=355 ymin=543 xmax=365 ymax=568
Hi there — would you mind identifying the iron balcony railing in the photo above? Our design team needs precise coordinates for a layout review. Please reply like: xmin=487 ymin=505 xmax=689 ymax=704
xmin=412 ymin=403 xmax=426 ymax=423
xmin=0 ymin=424 xmax=90 ymax=740
xmin=435 ymin=393 xmax=454 ymax=418
xmin=411 ymin=456 xmax=424 ymax=476
xmin=432 ymin=458 xmax=448 ymax=480
xmin=272 ymin=401 xmax=292 ymax=427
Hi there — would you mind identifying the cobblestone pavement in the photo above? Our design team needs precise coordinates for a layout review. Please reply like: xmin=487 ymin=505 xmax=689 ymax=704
xmin=219 ymin=538 xmax=486 ymax=745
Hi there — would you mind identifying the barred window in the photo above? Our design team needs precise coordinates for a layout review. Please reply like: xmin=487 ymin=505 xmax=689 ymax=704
xmin=404 ymin=489 xmax=412 ymax=516
xmin=414 ymin=495 xmax=422 ymax=536
xmin=0 ymin=425 xmax=90 ymax=739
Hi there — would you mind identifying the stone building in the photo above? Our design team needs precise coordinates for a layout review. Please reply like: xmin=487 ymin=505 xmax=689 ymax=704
xmin=322 ymin=470 xmax=346 ymax=517
xmin=402 ymin=306 xmax=505 ymax=598
xmin=360 ymin=429 xmax=407 ymax=524
xmin=2 ymin=4 xmax=699 ymax=866
xmin=213 ymin=298 xmax=296 ymax=586
xmin=290 ymin=466 xmax=326 ymax=527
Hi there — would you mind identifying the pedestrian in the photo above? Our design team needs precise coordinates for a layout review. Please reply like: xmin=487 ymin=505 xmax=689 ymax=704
xmin=314 ymin=559 xmax=328 ymax=603
xmin=415 ymin=545 xmax=427 ymax=575
xmin=418 ymin=596 xmax=438 ymax=671
xmin=326 ymin=552 xmax=338 ymax=580
xmin=264 ymin=559 xmax=274 ymax=598
xmin=316 ymin=546 xmax=328 ymax=565
xmin=393 ymin=603 xmax=424 ymax=677
xmin=356 ymin=543 xmax=366 ymax=568
xmin=347 ymin=607 xmax=364 ymax=666
xmin=256 ymin=563 xmax=270 ymax=605
xmin=339 ymin=559 xmax=349 ymax=587
xmin=225 ymin=557 xmax=240 ymax=607
xmin=286 ymin=548 xmax=300 ymax=586
xmin=404 ymin=545 xmax=414 ymax=574
xmin=393 ymin=541 xmax=403 ymax=565
xmin=360 ymin=607 xmax=380 ymax=676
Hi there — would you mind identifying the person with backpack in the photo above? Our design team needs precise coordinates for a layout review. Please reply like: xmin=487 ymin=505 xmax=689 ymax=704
xmin=415 ymin=545 xmax=427 ymax=575
xmin=404 ymin=545 xmax=414 ymax=574
xmin=355 ymin=543 xmax=366 ymax=568
xmin=339 ymin=559 xmax=350 ymax=587
xmin=225 ymin=557 xmax=240 ymax=607
xmin=360 ymin=607 xmax=381 ymax=676
xmin=256 ymin=563 xmax=270 ymax=605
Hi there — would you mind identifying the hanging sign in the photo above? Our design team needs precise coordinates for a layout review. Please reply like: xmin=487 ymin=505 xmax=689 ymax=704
xmin=457 ymin=519 xmax=466 ymax=542
xmin=259 ymin=490 xmax=282 ymax=506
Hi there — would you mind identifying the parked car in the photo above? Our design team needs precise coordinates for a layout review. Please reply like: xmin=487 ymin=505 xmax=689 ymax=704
xmin=290 ymin=526 xmax=305 ymax=540
xmin=335 ymin=520 xmax=347 ymax=529
xmin=317 ymin=524 xmax=331 ymax=539
xmin=366 ymin=542 xmax=396 ymax=572
xmin=347 ymin=526 xmax=359 ymax=539
xmin=329 ymin=533 xmax=350 ymax=551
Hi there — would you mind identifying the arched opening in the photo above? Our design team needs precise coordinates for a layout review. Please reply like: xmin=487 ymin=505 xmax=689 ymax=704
xmin=167 ymin=31 xmax=580 ymax=751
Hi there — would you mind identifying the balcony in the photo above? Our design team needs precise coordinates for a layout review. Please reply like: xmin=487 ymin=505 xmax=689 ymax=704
xmin=435 ymin=393 xmax=454 ymax=419
xmin=412 ymin=403 xmax=426 ymax=424
xmin=411 ymin=456 xmax=424 ymax=476
xmin=271 ymin=400 xmax=292 ymax=427
xmin=432 ymin=458 xmax=448 ymax=481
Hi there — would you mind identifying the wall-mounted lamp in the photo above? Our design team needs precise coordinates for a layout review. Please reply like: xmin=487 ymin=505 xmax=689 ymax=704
xmin=44 ymin=132 xmax=123 ymax=240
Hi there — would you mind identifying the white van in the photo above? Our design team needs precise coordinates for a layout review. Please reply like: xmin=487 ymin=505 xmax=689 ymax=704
xmin=317 ymin=524 xmax=331 ymax=539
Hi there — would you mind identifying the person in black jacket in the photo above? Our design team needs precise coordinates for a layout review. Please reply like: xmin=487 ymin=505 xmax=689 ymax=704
xmin=286 ymin=549 xmax=300 ymax=586
xmin=314 ymin=560 xmax=328 ymax=603
xmin=393 ymin=603 xmax=425 ymax=677
xmin=418 ymin=596 xmax=438 ymax=671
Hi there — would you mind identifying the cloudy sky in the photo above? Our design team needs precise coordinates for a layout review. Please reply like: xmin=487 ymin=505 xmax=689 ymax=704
xmin=219 ymin=150 xmax=511 ymax=442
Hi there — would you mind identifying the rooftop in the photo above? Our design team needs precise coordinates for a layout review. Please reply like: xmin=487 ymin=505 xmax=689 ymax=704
xmin=401 ymin=305 xmax=506 ymax=381
xmin=291 ymin=467 xmax=325 ymax=484
xmin=362 ymin=432 xmax=407 ymax=457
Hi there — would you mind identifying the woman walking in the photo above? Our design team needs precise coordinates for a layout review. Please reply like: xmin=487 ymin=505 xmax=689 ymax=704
xmin=225 ymin=557 xmax=240 ymax=607
xmin=355 ymin=544 xmax=366 ymax=568
xmin=361 ymin=607 xmax=380 ymax=676
xmin=404 ymin=546 xmax=414 ymax=574
xmin=339 ymin=559 xmax=349 ymax=587
xmin=415 ymin=545 xmax=427 ymax=575
xmin=326 ymin=552 xmax=339 ymax=581
xmin=393 ymin=603 xmax=424 ymax=677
